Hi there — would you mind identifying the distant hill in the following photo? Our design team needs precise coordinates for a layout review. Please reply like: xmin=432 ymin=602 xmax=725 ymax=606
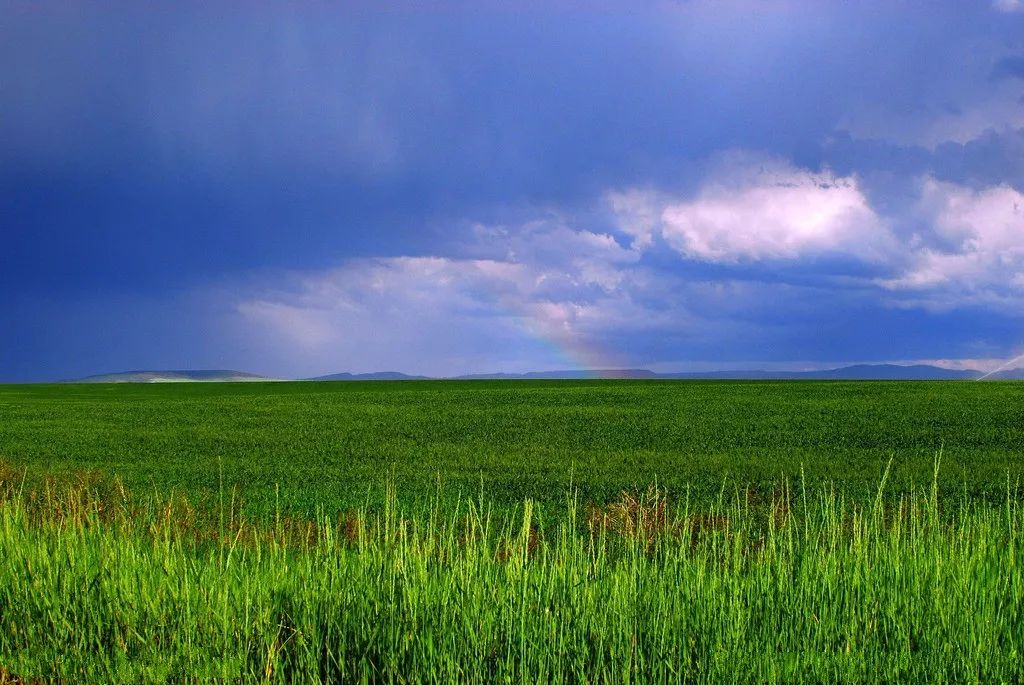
xmin=57 ymin=364 xmax=1024 ymax=384
xmin=453 ymin=369 xmax=659 ymax=380
xmin=796 ymin=364 xmax=979 ymax=380
xmin=307 ymin=371 xmax=431 ymax=381
xmin=457 ymin=365 xmax=1023 ymax=380
xmin=65 ymin=370 xmax=272 ymax=383
xmin=662 ymin=364 xmax=984 ymax=380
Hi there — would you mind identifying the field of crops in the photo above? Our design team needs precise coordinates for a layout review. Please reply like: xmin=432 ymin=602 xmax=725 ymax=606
xmin=2 ymin=380 xmax=1024 ymax=518
xmin=1 ymin=379 xmax=1024 ymax=681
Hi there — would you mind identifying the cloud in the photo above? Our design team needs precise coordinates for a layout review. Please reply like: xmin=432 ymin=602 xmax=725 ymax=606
xmin=841 ymin=86 xmax=1024 ymax=149
xmin=233 ymin=156 xmax=903 ymax=370
xmin=880 ymin=179 xmax=1024 ymax=309
xmin=5 ymin=3 xmax=1023 ymax=302
xmin=993 ymin=0 xmax=1024 ymax=13
xmin=234 ymin=258 xmax=542 ymax=376
xmin=231 ymin=220 xmax=662 ymax=375
xmin=992 ymin=56 xmax=1024 ymax=80
xmin=610 ymin=156 xmax=893 ymax=264
xmin=232 ymin=200 xmax=894 ymax=376
xmin=8 ymin=5 xmax=1024 ymax=380
xmin=661 ymin=174 xmax=883 ymax=263
xmin=823 ymin=126 xmax=1024 ymax=198
xmin=224 ymin=155 xmax=1024 ymax=377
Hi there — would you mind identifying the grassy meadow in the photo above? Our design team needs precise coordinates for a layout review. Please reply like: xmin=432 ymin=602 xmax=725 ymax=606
xmin=2 ymin=379 xmax=1024 ymax=517
xmin=1 ymin=379 xmax=1024 ymax=681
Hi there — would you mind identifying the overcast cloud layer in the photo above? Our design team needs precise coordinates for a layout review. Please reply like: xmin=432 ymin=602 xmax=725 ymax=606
xmin=3 ymin=1 xmax=1024 ymax=380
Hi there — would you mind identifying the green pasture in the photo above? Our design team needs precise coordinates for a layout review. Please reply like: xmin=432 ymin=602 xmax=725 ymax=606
xmin=1 ymin=380 xmax=1022 ymax=517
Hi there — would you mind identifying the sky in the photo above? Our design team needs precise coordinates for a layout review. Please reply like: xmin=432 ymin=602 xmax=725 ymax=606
xmin=3 ymin=1 xmax=1024 ymax=381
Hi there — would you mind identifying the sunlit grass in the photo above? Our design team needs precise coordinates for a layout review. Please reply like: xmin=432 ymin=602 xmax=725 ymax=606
xmin=1 ymin=467 xmax=1022 ymax=682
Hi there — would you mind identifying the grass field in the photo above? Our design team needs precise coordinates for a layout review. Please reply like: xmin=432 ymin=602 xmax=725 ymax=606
xmin=2 ymin=379 xmax=1024 ymax=681
xmin=2 ymin=474 xmax=1023 ymax=682
xmin=1 ymin=380 xmax=1023 ymax=517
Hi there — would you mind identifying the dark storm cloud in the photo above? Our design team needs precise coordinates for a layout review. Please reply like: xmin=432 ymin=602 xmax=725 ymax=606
xmin=3 ymin=1 xmax=1024 ymax=380
xmin=993 ymin=55 xmax=1024 ymax=80
xmin=824 ymin=128 xmax=1024 ymax=193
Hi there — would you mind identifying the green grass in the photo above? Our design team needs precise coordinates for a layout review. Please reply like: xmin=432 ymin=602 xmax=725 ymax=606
xmin=1 ymin=380 xmax=1023 ymax=518
xmin=1 ymin=476 xmax=1022 ymax=682
xmin=2 ymin=380 xmax=1024 ymax=681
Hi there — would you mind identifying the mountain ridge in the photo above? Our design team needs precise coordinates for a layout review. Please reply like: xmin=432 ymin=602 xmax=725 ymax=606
xmin=306 ymin=371 xmax=432 ymax=381
xmin=63 ymin=370 xmax=273 ymax=383
xmin=54 ymin=364 xmax=1024 ymax=383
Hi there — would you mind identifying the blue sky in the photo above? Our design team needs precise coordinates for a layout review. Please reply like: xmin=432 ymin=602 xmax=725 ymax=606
xmin=3 ymin=1 xmax=1024 ymax=381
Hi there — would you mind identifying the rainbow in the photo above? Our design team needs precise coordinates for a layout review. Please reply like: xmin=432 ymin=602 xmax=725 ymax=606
xmin=516 ymin=309 xmax=630 ymax=378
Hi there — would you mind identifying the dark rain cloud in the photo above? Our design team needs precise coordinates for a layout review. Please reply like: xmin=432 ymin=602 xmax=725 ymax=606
xmin=3 ymin=1 xmax=1024 ymax=380
xmin=992 ymin=55 xmax=1024 ymax=80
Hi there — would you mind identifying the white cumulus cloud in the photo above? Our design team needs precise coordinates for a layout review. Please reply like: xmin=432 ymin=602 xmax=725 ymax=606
xmin=230 ymin=219 xmax=667 ymax=375
xmin=227 ymin=157 xmax=1024 ymax=376
xmin=880 ymin=179 xmax=1024 ymax=308
xmin=610 ymin=156 xmax=893 ymax=264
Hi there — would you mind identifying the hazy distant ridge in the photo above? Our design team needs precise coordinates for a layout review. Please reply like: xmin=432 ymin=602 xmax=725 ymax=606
xmin=306 ymin=371 xmax=431 ymax=381
xmin=66 ymin=370 xmax=272 ymax=383
xmin=662 ymin=364 xmax=987 ymax=380
xmin=453 ymin=369 xmax=660 ymax=380
xmin=60 ymin=364 xmax=1024 ymax=383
